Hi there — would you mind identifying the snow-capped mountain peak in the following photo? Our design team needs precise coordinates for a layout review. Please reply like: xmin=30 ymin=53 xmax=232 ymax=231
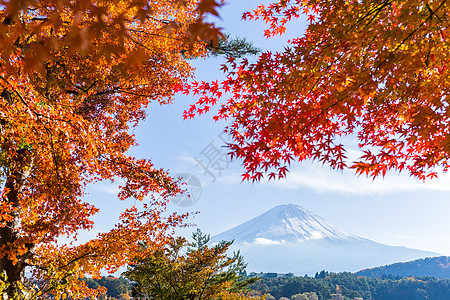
xmin=211 ymin=203 xmax=358 ymax=245
xmin=209 ymin=203 xmax=438 ymax=274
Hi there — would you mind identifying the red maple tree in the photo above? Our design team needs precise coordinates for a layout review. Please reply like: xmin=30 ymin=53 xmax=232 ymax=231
xmin=182 ymin=0 xmax=450 ymax=181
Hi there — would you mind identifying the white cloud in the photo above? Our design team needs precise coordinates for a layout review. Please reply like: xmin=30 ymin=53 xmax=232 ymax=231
xmin=310 ymin=231 xmax=323 ymax=240
xmin=254 ymin=237 xmax=285 ymax=245
xmin=170 ymin=149 xmax=450 ymax=195
xmin=270 ymin=164 xmax=450 ymax=195
xmin=92 ymin=183 xmax=121 ymax=195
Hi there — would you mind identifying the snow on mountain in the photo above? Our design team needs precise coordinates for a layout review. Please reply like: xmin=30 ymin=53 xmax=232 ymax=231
xmin=211 ymin=203 xmax=360 ymax=245
xmin=210 ymin=204 xmax=439 ymax=275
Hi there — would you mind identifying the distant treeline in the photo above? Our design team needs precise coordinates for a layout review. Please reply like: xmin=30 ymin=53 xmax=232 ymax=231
xmin=83 ymin=271 xmax=450 ymax=300
xmin=249 ymin=271 xmax=450 ymax=300
xmin=356 ymin=256 xmax=450 ymax=279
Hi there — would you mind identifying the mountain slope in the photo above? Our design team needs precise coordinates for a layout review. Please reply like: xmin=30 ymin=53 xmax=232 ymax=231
xmin=356 ymin=256 xmax=450 ymax=279
xmin=211 ymin=204 xmax=359 ymax=244
xmin=211 ymin=204 xmax=438 ymax=275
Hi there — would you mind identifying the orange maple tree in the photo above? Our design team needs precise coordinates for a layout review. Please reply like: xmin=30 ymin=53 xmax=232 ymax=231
xmin=0 ymin=0 xmax=222 ymax=299
xmin=181 ymin=0 xmax=450 ymax=181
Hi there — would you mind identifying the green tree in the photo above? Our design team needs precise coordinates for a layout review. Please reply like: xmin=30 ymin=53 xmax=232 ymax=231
xmin=315 ymin=271 xmax=329 ymax=279
xmin=97 ymin=276 xmax=131 ymax=299
xmin=123 ymin=229 xmax=259 ymax=300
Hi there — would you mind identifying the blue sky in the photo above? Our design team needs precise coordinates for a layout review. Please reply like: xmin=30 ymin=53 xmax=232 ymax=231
xmin=84 ymin=1 xmax=450 ymax=258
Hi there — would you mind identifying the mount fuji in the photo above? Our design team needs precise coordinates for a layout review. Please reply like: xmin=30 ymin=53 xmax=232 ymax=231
xmin=211 ymin=204 xmax=438 ymax=275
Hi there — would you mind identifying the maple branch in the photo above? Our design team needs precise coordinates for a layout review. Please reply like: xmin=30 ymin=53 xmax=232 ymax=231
xmin=301 ymin=0 xmax=449 ymax=139
xmin=425 ymin=48 xmax=432 ymax=67
xmin=29 ymin=263 xmax=89 ymax=300
xmin=373 ymin=0 xmax=448 ymax=72
xmin=299 ymin=85 xmax=361 ymax=135
xmin=14 ymin=91 xmax=62 ymax=184
xmin=0 ymin=79 xmax=69 ymax=123
xmin=93 ymin=87 xmax=120 ymax=97
xmin=295 ymin=51 xmax=346 ymax=106
xmin=343 ymin=0 xmax=392 ymax=36
xmin=0 ymin=77 xmax=66 ymax=200
xmin=60 ymin=251 xmax=97 ymax=270
xmin=71 ymin=81 xmax=97 ymax=93
xmin=165 ymin=276 xmax=181 ymax=298
xmin=117 ymin=89 xmax=158 ymax=98
xmin=361 ymin=35 xmax=378 ymax=62
xmin=27 ymin=250 xmax=102 ymax=299
xmin=127 ymin=35 xmax=163 ymax=55
xmin=127 ymin=27 xmax=183 ymax=42
xmin=30 ymin=17 xmax=48 ymax=21
xmin=311 ymin=0 xmax=392 ymax=53
xmin=147 ymin=16 xmax=170 ymax=25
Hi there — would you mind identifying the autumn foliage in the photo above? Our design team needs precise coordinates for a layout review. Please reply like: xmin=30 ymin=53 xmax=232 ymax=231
xmin=0 ymin=0 xmax=222 ymax=299
xmin=181 ymin=0 xmax=450 ymax=181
